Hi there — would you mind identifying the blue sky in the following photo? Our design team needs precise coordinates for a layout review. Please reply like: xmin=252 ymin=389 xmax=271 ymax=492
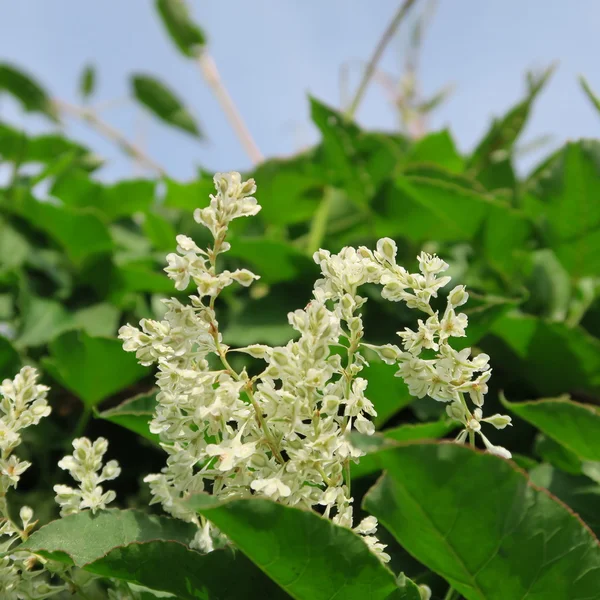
xmin=1 ymin=1 xmax=599 ymax=181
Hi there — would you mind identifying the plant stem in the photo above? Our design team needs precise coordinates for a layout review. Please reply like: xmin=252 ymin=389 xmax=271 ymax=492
xmin=70 ymin=404 xmax=93 ymax=444
xmin=197 ymin=51 xmax=263 ymax=165
xmin=54 ymin=99 xmax=167 ymax=176
xmin=346 ymin=0 xmax=418 ymax=118
xmin=443 ymin=586 xmax=460 ymax=600
xmin=306 ymin=187 xmax=335 ymax=255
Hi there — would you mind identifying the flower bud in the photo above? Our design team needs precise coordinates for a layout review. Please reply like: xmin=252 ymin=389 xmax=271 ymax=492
xmin=448 ymin=285 xmax=468 ymax=308
xmin=483 ymin=413 xmax=512 ymax=430
xmin=376 ymin=238 xmax=397 ymax=264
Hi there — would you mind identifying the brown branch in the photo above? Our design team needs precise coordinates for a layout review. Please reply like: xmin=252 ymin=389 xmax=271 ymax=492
xmin=197 ymin=51 xmax=263 ymax=165
xmin=346 ymin=0 xmax=418 ymax=118
xmin=54 ymin=99 xmax=167 ymax=176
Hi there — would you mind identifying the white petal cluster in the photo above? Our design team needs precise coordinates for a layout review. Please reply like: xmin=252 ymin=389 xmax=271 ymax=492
xmin=0 ymin=367 xmax=51 ymax=501
xmin=0 ymin=368 xmax=64 ymax=599
xmin=54 ymin=437 xmax=121 ymax=516
xmin=120 ymin=172 xmax=509 ymax=565
xmin=315 ymin=239 xmax=511 ymax=456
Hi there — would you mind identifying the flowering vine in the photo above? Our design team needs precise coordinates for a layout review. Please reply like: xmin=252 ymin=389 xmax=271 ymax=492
xmin=119 ymin=171 xmax=511 ymax=562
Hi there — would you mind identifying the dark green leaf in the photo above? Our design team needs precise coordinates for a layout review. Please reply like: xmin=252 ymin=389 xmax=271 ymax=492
xmin=530 ymin=463 xmax=600 ymax=538
xmin=534 ymin=434 xmax=583 ymax=475
xmin=132 ymin=75 xmax=201 ymax=137
xmin=20 ymin=509 xmax=284 ymax=600
xmin=363 ymin=442 xmax=600 ymax=600
xmin=97 ymin=390 xmax=159 ymax=443
xmin=0 ymin=336 xmax=20 ymax=380
xmin=501 ymin=394 xmax=600 ymax=462
xmin=227 ymin=238 xmax=317 ymax=285
xmin=43 ymin=330 xmax=148 ymax=407
xmin=188 ymin=495 xmax=420 ymax=600
xmin=361 ymin=360 xmax=414 ymax=427
xmin=155 ymin=0 xmax=206 ymax=57
xmin=488 ymin=313 xmax=600 ymax=397
xmin=352 ymin=420 xmax=458 ymax=479
xmin=0 ymin=63 xmax=58 ymax=121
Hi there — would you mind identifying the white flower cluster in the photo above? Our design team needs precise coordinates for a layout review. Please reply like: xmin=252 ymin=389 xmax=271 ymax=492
xmin=119 ymin=172 xmax=510 ymax=564
xmin=0 ymin=367 xmax=64 ymax=599
xmin=54 ymin=437 xmax=121 ymax=517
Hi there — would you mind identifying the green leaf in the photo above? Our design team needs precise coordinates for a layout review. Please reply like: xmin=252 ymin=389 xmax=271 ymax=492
xmin=251 ymin=153 xmax=324 ymax=226
xmin=361 ymin=360 xmax=414 ymax=427
xmin=223 ymin=290 xmax=299 ymax=346
xmin=155 ymin=0 xmax=206 ymax=57
xmin=530 ymin=463 xmax=600 ymax=538
xmin=79 ymin=64 xmax=96 ymax=100
xmin=43 ymin=330 xmax=148 ymax=407
xmin=142 ymin=212 xmax=177 ymax=252
xmin=0 ymin=336 xmax=20 ymax=380
xmin=451 ymin=294 xmax=518 ymax=351
xmin=0 ymin=217 xmax=30 ymax=272
xmin=0 ymin=63 xmax=58 ymax=121
xmin=363 ymin=442 xmax=600 ymax=600
xmin=527 ymin=140 xmax=600 ymax=277
xmin=227 ymin=238 xmax=317 ymax=285
xmin=534 ymin=434 xmax=583 ymax=475
xmin=352 ymin=420 xmax=458 ymax=479
xmin=0 ymin=123 xmax=98 ymax=169
xmin=188 ymin=495 xmax=421 ymax=600
xmin=20 ymin=509 xmax=284 ymax=600
xmin=52 ymin=171 xmax=156 ymax=221
xmin=310 ymin=98 xmax=375 ymax=207
xmin=468 ymin=65 xmax=555 ymax=188
xmin=16 ymin=297 xmax=74 ymax=348
xmin=404 ymin=130 xmax=464 ymax=173
xmin=375 ymin=176 xmax=493 ymax=242
xmin=97 ymin=391 xmax=159 ymax=444
xmin=132 ymin=75 xmax=201 ymax=137
xmin=162 ymin=176 xmax=214 ymax=211
xmin=488 ymin=313 xmax=600 ymax=396
xmin=579 ymin=75 xmax=600 ymax=116
xmin=501 ymin=394 xmax=600 ymax=462
xmin=523 ymin=249 xmax=571 ymax=321
xmin=73 ymin=304 xmax=120 ymax=338
xmin=16 ymin=194 xmax=113 ymax=266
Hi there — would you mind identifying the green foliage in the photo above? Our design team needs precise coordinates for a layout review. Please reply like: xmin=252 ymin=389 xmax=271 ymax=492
xmin=20 ymin=509 xmax=284 ymax=599
xmin=155 ymin=0 xmax=207 ymax=57
xmin=502 ymin=394 xmax=600 ymax=461
xmin=188 ymin=495 xmax=421 ymax=600
xmin=2 ymin=14 xmax=600 ymax=598
xmin=0 ymin=63 xmax=58 ymax=121
xmin=131 ymin=74 xmax=202 ymax=137
xmin=363 ymin=442 xmax=600 ymax=600
xmin=43 ymin=331 xmax=148 ymax=407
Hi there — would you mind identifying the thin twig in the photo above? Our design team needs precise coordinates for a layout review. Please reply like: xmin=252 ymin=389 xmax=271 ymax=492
xmin=197 ymin=51 xmax=263 ymax=165
xmin=54 ymin=99 xmax=167 ymax=176
xmin=346 ymin=0 xmax=418 ymax=118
